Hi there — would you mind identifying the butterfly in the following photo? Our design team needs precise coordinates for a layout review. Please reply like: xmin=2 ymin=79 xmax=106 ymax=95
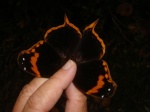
xmin=18 ymin=15 xmax=117 ymax=99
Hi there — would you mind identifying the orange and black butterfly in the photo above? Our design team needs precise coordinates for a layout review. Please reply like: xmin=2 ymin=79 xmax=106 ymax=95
xmin=18 ymin=15 xmax=117 ymax=99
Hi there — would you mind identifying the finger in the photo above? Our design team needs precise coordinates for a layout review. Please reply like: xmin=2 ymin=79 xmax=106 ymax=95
xmin=13 ymin=78 xmax=48 ymax=112
xmin=65 ymin=83 xmax=87 ymax=112
xmin=23 ymin=60 xmax=77 ymax=112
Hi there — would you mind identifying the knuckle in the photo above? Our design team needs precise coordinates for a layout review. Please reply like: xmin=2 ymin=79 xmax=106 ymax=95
xmin=21 ymin=84 xmax=34 ymax=98
xmin=74 ymin=94 xmax=87 ymax=103
xmin=27 ymin=91 xmax=43 ymax=110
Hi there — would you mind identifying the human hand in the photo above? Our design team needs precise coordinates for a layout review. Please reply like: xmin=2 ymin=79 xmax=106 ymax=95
xmin=13 ymin=60 xmax=87 ymax=112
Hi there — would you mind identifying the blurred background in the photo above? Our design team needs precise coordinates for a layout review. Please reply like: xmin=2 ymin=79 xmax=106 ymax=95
xmin=0 ymin=0 xmax=149 ymax=112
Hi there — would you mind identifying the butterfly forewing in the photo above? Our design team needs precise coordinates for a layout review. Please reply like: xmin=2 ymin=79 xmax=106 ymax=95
xmin=74 ymin=60 xmax=117 ymax=98
xmin=18 ymin=41 xmax=63 ymax=77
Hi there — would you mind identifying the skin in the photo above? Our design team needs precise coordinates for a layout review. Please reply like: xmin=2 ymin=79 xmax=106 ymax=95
xmin=13 ymin=60 xmax=87 ymax=112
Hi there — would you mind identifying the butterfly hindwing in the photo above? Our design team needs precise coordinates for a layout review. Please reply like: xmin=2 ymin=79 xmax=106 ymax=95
xmin=44 ymin=15 xmax=82 ymax=61
xmin=75 ymin=20 xmax=105 ymax=63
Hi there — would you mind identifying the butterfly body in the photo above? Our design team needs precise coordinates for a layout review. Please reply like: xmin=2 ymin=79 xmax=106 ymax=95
xmin=18 ymin=15 xmax=117 ymax=99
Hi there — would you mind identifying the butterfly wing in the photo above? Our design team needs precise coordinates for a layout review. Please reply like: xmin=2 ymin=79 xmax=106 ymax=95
xmin=75 ymin=20 xmax=105 ymax=63
xmin=18 ymin=40 xmax=63 ymax=77
xmin=44 ymin=15 xmax=82 ymax=61
xmin=74 ymin=60 xmax=117 ymax=98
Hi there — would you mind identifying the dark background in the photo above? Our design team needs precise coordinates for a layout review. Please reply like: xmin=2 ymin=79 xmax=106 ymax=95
xmin=0 ymin=0 xmax=150 ymax=112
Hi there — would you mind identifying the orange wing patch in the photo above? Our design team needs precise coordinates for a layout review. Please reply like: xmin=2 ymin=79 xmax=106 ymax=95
xmin=24 ymin=40 xmax=43 ymax=77
xmin=26 ymin=40 xmax=44 ymax=54
xmin=86 ymin=75 xmax=104 ymax=94
xmin=30 ymin=53 xmax=41 ymax=77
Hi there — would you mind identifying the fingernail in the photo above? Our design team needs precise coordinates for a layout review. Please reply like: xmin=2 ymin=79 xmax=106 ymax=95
xmin=62 ymin=60 xmax=74 ymax=70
